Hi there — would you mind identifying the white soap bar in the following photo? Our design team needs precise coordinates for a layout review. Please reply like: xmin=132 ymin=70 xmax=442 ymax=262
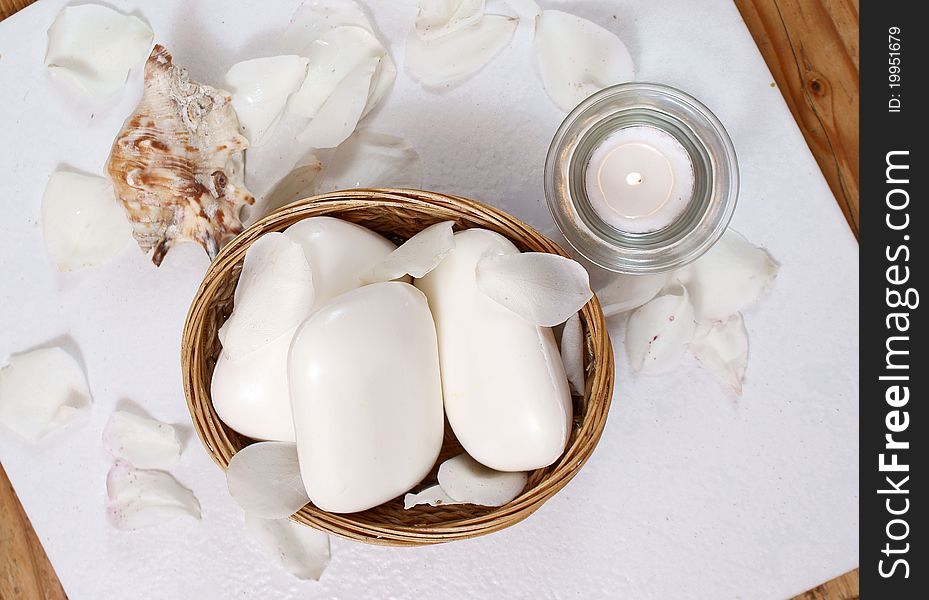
xmin=415 ymin=229 xmax=572 ymax=472
xmin=288 ymin=282 xmax=444 ymax=513
xmin=211 ymin=217 xmax=398 ymax=442
xmin=284 ymin=216 xmax=406 ymax=306
xmin=211 ymin=325 xmax=299 ymax=442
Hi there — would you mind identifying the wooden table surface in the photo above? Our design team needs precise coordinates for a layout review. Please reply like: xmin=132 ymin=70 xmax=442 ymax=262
xmin=0 ymin=0 xmax=859 ymax=598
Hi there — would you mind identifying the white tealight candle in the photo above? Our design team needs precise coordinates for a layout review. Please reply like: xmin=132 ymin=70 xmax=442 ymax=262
xmin=585 ymin=126 xmax=695 ymax=233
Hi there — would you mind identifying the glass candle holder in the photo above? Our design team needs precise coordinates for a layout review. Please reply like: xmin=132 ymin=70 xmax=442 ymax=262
xmin=545 ymin=82 xmax=739 ymax=274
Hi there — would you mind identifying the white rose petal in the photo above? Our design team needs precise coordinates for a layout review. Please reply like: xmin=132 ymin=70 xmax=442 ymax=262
xmin=437 ymin=453 xmax=527 ymax=506
xmin=106 ymin=460 xmax=201 ymax=530
xmin=625 ymin=284 xmax=696 ymax=373
xmin=45 ymin=4 xmax=154 ymax=100
xmin=361 ymin=221 xmax=455 ymax=283
xmin=0 ymin=347 xmax=91 ymax=441
xmin=676 ymin=229 xmax=779 ymax=321
xmin=41 ymin=171 xmax=133 ymax=271
xmin=406 ymin=15 xmax=517 ymax=87
xmin=534 ymin=10 xmax=634 ymax=111
xmin=476 ymin=252 xmax=592 ymax=327
xmin=244 ymin=513 xmax=330 ymax=581
xmin=690 ymin=313 xmax=750 ymax=395
xmin=560 ymin=312 xmax=585 ymax=395
xmin=226 ymin=442 xmax=310 ymax=519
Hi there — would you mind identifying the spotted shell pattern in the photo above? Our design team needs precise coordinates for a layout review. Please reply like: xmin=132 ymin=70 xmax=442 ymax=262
xmin=106 ymin=45 xmax=255 ymax=266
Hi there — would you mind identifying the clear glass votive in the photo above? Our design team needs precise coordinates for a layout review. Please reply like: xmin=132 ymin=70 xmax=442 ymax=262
xmin=545 ymin=82 xmax=739 ymax=274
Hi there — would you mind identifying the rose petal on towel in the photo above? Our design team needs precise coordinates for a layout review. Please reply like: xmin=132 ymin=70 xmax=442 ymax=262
xmin=102 ymin=410 xmax=182 ymax=470
xmin=0 ymin=347 xmax=91 ymax=441
xmin=360 ymin=221 xmax=454 ymax=283
xmin=437 ymin=453 xmax=527 ymax=506
xmin=361 ymin=54 xmax=397 ymax=118
xmin=314 ymin=130 xmax=422 ymax=194
xmin=560 ymin=312 xmax=585 ymax=395
xmin=226 ymin=442 xmax=310 ymax=519
xmin=625 ymin=284 xmax=696 ymax=374
xmin=264 ymin=153 xmax=324 ymax=213
xmin=287 ymin=26 xmax=386 ymax=120
xmin=533 ymin=10 xmax=634 ymax=111
xmin=597 ymin=272 xmax=671 ymax=317
xmin=244 ymin=513 xmax=330 ymax=581
xmin=282 ymin=0 xmax=374 ymax=54
xmin=45 ymin=4 xmax=154 ymax=100
xmin=106 ymin=460 xmax=201 ymax=530
xmin=403 ymin=484 xmax=461 ymax=509
xmin=476 ymin=252 xmax=592 ymax=327
xmin=414 ymin=0 xmax=486 ymax=40
xmin=296 ymin=56 xmax=379 ymax=149
xmin=690 ymin=313 xmax=749 ymax=395
xmin=226 ymin=55 xmax=310 ymax=145
xmin=405 ymin=15 xmax=517 ymax=87
xmin=41 ymin=171 xmax=133 ymax=271
xmin=218 ymin=233 xmax=315 ymax=360
xmin=676 ymin=229 xmax=779 ymax=321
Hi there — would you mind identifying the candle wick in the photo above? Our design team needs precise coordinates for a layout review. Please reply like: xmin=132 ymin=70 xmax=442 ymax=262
xmin=625 ymin=172 xmax=644 ymax=186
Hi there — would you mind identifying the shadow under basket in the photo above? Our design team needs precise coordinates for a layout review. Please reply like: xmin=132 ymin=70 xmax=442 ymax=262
xmin=181 ymin=189 xmax=615 ymax=546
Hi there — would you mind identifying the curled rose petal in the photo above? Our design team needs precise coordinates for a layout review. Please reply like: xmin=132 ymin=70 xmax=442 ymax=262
xmin=676 ymin=229 xmax=779 ymax=321
xmin=106 ymin=460 xmax=201 ymax=530
xmin=218 ymin=233 xmax=315 ymax=360
xmin=403 ymin=484 xmax=460 ymax=509
xmin=414 ymin=0 xmax=486 ymax=40
xmin=244 ymin=513 xmax=330 ymax=581
xmin=560 ymin=312 xmax=585 ymax=395
xmin=102 ymin=410 xmax=182 ymax=470
xmin=314 ymin=130 xmax=423 ymax=194
xmin=361 ymin=221 xmax=455 ymax=283
xmin=533 ymin=10 xmax=634 ymax=111
xmin=597 ymin=272 xmax=671 ymax=317
xmin=45 ymin=4 xmax=154 ymax=100
xmin=287 ymin=26 xmax=385 ymax=120
xmin=296 ymin=56 xmax=379 ymax=149
xmin=226 ymin=442 xmax=310 ymax=519
xmin=0 ymin=347 xmax=91 ymax=441
xmin=405 ymin=15 xmax=517 ymax=87
xmin=226 ymin=55 xmax=310 ymax=145
xmin=41 ymin=171 xmax=133 ymax=271
xmin=690 ymin=313 xmax=749 ymax=395
xmin=362 ymin=54 xmax=397 ymax=118
xmin=437 ymin=453 xmax=527 ymax=506
xmin=625 ymin=284 xmax=696 ymax=373
xmin=476 ymin=252 xmax=592 ymax=327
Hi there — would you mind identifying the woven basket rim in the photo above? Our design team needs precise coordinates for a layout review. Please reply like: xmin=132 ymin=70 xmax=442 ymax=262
xmin=181 ymin=188 xmax=614 ymax=546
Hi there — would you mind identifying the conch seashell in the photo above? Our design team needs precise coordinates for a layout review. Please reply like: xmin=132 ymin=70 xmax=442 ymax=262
xmin=106 ymin=44 xmax=255 ymax=266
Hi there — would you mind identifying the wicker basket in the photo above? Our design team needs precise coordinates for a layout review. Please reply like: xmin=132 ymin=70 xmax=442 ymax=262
xmin=181 ymin=189 xmax=614 ymax=545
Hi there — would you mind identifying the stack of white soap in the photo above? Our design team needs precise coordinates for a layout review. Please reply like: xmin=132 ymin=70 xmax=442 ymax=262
xmin=212 ymin=217 xmax=580 ymax=513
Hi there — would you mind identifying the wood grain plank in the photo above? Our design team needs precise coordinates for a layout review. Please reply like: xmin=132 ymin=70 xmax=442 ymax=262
xmin=735 ymin=0 xmax=860 ymax=237
xmin=0 ymin=0 xmax=860 ymax=598
xmin=792 ymin=568 xmax=860 ymax=600
xmin=0 ymin=464 xmax=68 ymax=600
xmin=0 ymin=0 xmax=32 ymax=20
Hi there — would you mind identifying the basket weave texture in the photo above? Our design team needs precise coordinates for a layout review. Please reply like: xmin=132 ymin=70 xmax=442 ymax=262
xmin=182 ymin=189 xmax=614 ymax=545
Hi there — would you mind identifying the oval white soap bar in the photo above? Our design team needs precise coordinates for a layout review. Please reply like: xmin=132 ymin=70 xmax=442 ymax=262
xmin=211 ymin=325 xmax=298 ymax=442
xmin=288 ymin=282 xmax=444 ymax=513
xmin=415 ymin=229 xmax=572 ymax=471
xmin=211 ymin=217 xmax=399 ymax=442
